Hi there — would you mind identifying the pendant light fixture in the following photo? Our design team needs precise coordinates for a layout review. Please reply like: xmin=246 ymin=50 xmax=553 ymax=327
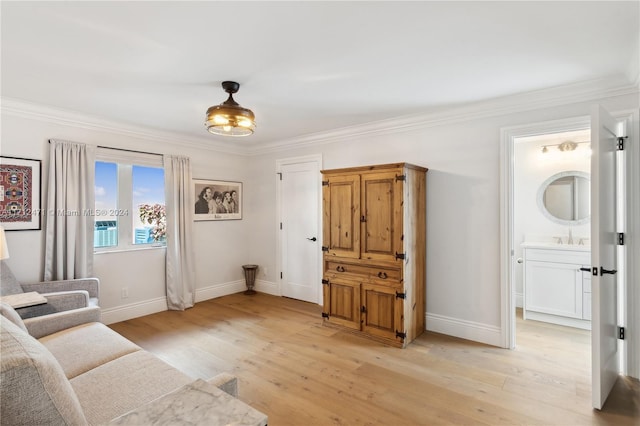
xmin=205 ymin=81 xmax=256 ymax=137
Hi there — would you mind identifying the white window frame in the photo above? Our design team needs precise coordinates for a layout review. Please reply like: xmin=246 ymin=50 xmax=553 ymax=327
xmin=94 ymin=148 xmax=165 ymax=253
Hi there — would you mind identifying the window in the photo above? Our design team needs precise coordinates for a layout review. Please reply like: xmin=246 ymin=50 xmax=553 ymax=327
xmin=94 ymin=150 xmax=165 ymax=250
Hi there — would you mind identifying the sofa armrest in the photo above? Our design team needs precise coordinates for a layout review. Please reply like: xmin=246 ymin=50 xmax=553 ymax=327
xmin=25 ymin=306 xmax=102 ymax=338
xmin=21 ymin=278 xmax=100 ymax=299
xmin=16 ymin=291 xmax=90 ymax=319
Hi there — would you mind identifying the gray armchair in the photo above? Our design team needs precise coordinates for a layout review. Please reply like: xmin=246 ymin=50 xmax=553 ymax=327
xmin=0 ymin=260 xmax=99 ymax=319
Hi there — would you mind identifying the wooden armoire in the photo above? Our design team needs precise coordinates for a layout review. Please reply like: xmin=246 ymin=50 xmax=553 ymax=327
xmin=321 ymin=163 xmax=427 ymax=348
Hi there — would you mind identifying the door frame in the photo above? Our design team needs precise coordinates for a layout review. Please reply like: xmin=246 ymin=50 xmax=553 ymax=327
xmin=276 ymin=154 xmax=323 ymax=305
xmin=499 ymin=110 xmax=639 ymax=380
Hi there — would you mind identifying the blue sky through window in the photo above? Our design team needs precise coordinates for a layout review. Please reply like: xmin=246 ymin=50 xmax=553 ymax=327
xmin=95 ymin=162 xmax=165 ymax=217
xmin=95 ymin=162 xmax=165 ymax=247
xmin=132 ymin=165 xmax=165 ymax=207
xmin=95 ymin=161 xmax=117 ymax=216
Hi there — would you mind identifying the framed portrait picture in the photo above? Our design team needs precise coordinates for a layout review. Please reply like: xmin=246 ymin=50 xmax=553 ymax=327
xmin=193 ymin=179 xmax=242 ymax=221
xmin=0 ymin=156 xmax=42 ymax=231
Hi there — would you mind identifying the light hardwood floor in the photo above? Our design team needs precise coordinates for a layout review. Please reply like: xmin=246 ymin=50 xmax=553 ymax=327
xmin=109 ymin=293 xmax=639 ymax=425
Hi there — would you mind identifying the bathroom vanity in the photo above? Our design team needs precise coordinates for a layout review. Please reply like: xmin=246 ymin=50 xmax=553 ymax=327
xmin=521 ymin=242 xmax=591 ymax=330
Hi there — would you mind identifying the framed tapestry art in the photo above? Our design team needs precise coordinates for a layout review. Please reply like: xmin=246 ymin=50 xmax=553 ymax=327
xmin=193 ymin=179 xmax=242 ymax=221
xmin=0 ymin=156 xmax=42 ymax=230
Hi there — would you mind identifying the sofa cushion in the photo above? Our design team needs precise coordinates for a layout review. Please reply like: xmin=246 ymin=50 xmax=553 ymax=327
xmin=0 ymin=316 xmax=88 ymax=425
xmin=71 ymin=350 xmax=193 ymax=425
xmin=0 ymin=260 xmax=24 ymax=296
xmin=0 ymin=301 xmax=28 ymax=332
xmin=39 ymin=322 xmax=142 ymax=379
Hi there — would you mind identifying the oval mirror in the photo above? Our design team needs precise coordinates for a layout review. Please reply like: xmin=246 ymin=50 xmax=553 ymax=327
xmin=537 ymin=171 xmax=590 ymax=225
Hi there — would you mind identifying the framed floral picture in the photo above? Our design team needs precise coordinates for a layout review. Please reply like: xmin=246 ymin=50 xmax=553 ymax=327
xmin=193 ymin=179 xmax=242 ymax=221
xmin=0 ymin=156 xmax=42 ymax=231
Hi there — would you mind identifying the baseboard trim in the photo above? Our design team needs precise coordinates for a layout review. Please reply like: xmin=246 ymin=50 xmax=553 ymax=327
xmin=195 ymin=280 xmax=246 ymax=302
xmin=102 ymin=280 xmax=253 ymax=324
xmin=426 ymin=313 xmax=502 ymax=347
xmin=101 ymin=297 xmax=168 ymax=325
xmin=255 ymin=279 xmax=278 ymax=295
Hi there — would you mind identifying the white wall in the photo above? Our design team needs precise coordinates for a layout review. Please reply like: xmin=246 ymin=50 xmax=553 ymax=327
xmin=2 ymin=89 xmax=638 ymax=345
xmin=247 ymin=91 xmax=639 ymax=346
xmin=513 ymin=132 xmax=591 ymax=305
xmin=0 ymin=111 xmax=252 ymax=323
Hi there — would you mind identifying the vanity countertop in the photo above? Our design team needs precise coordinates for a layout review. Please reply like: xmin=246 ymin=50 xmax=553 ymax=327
xmin=521 ymin=242 xmax=590 ymax=252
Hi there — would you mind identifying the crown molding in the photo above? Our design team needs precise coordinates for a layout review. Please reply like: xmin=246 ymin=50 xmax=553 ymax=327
xmin=2 ymin=75 xmax=638 ymax=158
xmin=0 ymin=97 xmax=252 ymax=156
xmin=250 ymin=75 xmax=639 ymax=155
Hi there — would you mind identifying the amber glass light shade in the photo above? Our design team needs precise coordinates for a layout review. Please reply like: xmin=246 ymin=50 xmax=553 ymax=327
xmin=205 ymin=81 xmax=256 ymax=137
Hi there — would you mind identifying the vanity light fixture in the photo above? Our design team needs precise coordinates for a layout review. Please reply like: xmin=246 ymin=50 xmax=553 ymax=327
xmin=540 ymin=140 xmax=590 ymax=154
xmin=205 ymin=81 xmax=256 ymax=137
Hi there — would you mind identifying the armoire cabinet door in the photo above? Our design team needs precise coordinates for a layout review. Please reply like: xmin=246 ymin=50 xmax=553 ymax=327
xmin=323 ymin=279 xmax=361 ymax=330
xmin=361 ymin=171 xmax=403 ymax=262
xmin=322 ymin=174 xmax=361 ymax=259
xmin=361 ymin=283 xmax=403 ymax=342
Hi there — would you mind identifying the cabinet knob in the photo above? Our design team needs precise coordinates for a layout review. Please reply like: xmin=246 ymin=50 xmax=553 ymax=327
xmin=377 ymin=272 xmax=388 ymax=279
xmin=516 ymin=258 xmax=523 ymax=264
xmin=336 ymin=266 xmax=345 ymax=272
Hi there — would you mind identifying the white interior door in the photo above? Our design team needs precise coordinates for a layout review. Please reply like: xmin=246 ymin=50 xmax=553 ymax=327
xmin=591 ymin=104 xmax=620 ymax=410
xmin=280 ymin=160 xmax=319 ymax=303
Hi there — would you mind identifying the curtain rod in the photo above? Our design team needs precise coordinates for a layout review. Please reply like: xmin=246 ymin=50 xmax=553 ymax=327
xmin=47 ymin=140 xmax=162 ymax=157
xmin=97 ymin=145 xmax=162 ymax=157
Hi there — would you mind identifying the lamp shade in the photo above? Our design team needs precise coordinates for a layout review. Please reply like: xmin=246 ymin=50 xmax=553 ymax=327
xmin=205 ymin=81 xmax=256 ymax=137
xmin=0 ymin=226 xmax=9 ymax=260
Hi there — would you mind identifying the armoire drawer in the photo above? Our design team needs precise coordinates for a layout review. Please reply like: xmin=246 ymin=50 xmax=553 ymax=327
xmin=325 ymin=260 xmax=401 ymax=282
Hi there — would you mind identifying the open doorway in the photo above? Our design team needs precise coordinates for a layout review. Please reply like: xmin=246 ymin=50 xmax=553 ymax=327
xmin=512 ymin=128 xmax=593 ymax=382
xmin=502 ymin=108 xmax=638 ymax=409
xmin=513 ymin=128 xmax=592 ymax=338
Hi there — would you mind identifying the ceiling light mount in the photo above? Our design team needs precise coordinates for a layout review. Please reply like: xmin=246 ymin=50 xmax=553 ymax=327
xmin=221 ymin=80 xmax=240 ymax=95
xmin=205 ymin=81 xmax=256 ymax=137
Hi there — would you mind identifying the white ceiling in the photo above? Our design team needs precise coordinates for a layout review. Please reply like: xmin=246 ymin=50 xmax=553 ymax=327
xmin=2 ymin=1 xmax=639 ymax=151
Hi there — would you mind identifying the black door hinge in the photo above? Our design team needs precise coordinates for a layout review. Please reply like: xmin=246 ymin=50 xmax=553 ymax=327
xmin=322 ymin=180 xmax=329 ymax=186
xmin=322 ymin=312 xmax=329 ymax=319
xmin=395 ymin=291 xmax=406 ymax=300
xmin=395 ymin=330 xmax=406 ymax=340
xmin=617 ymin=136 xmax=627 ymax=151
xmin=321 ymin=279 xmax=329 ymax=285
xmin=618 ymin=326 xmax=625 ymax=340
xmin=618 ymin=233 xmax=624 ymax=245
xmin=277 ymin=172 xmax=282 ymax=180
xmin=395 ymin=252 xmax=406 ymax=260
xmin=322 ymin=246 xmax=329 ymax=252
xmin=280 ymin=272 xmax=283 ymax=279
xmin=395 ymin=174 xmax=406 ymax=182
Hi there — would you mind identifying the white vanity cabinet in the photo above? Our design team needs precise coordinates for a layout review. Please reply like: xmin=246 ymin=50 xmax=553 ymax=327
xmin=522 ymin=243 xmax=591 ymax=330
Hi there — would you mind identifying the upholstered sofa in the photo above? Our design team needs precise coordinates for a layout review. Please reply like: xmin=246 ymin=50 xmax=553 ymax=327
xmin=0 ymin=302 xmax=268 ymax=425
xmin=0 ymin=260 xmax=99 ymax=319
